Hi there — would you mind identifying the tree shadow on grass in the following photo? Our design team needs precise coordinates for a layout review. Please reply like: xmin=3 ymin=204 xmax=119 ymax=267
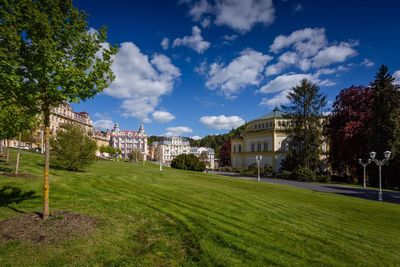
xmin=0 ymin=186 xmax=38 ymax=213
xmin=36 ymin=162 xmax=86 ymax=173
xmin=0 ymin=166 xmax=12 ymax=172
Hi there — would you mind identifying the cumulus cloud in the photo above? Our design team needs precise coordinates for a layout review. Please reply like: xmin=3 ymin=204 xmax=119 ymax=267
xmin=104 ymin=42 xmax=181 ymax=122
xmin=201 ymin=17 xmax=211 ymax=28
xmin=259 ymin=73 xmax=334 ymax=107
xmin=191 ymin=135 xmax=202 ymax=140
xmin=312 ymin=42 xmax=357 ymax=68
xmin=267 ymin=28 xmax=358 ymax=75
xmin=205 ymin=49 xmax=272 ymax=98
xmin=292 ymin=3 xmax=304 ymax=13
xmin=164 ymin=126 xmax=193 ymax=136
xmin=94 ymin=120 xmax=114 ymax=130
xmin=152 ymin=111 xmax=175 ymax=123
xmin=173 ymin=26 xmax=210 ymax=53
xmin=161 ymin=38 xmax=169 ymax=50
xmin=183 ymin=0 xmax=275 ymax=32
xmin=394 ymin=70 xmax=400 ymax=85
xmin=199 ymin=115 xmax=245 ymax=130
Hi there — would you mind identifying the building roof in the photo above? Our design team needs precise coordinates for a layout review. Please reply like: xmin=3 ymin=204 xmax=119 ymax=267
xmin=254 ymin=108 xmax=284 ymax=121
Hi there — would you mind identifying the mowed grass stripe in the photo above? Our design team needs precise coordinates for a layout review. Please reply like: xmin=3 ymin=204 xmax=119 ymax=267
xmin=0 ymin=150 xmax=399 ymax=266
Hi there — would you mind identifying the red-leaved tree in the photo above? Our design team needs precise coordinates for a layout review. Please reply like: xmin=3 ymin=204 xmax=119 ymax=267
xmin=326 ymin=86 xmax=373 ymax=182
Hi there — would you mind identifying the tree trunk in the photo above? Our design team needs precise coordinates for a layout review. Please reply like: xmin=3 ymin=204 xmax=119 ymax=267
xmin=43 ymin=109 xmax=50 ymax=219
xmin=15 ymin=132 xmax=22 ymax=175
xmin=6 ymin=139 xmax=10 ymax=163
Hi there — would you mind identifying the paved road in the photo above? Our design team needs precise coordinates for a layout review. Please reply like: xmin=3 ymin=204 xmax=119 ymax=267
xmin=209 ymin=171 xmax=400 ymax=204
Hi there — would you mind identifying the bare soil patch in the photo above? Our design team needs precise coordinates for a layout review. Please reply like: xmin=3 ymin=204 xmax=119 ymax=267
xmin=0 ymin=211 xmax=97 ymax=244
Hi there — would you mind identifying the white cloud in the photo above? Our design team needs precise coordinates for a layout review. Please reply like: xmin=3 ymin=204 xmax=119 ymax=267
xmin=104 ymin=42 xmax=181 ymax=122
xmin=191 ymin=135 xmax=202 ymax=140
xmin=259 ymin=73 xmax=313 ymax=94
xmin=260 ymin=90 xmax=291 ymax=108
xmin=205 ymin=49 xmax=272 ymax=98
xmin=223 ymin=34 xmax=238 ymax=41
xmin=199 ymin=115 xmax=245 ymax=130
xmin=164 ymin=126 xmax=193 ymax=136
xmin=173 ymin=26 xmax=210 ymax=53
xmin=312 ymin=42 xmax=357 ymax=68
xmin=258 ymin=73 xmax=335 ymax=107
xmin=270 ymin=28 xmax=327 ymax=56
xmin=94 ymin=120 xmax=114 ymax=130
xmin=360 ymin=58 xmax=375 ymax=67
xmin=292 ymin=3 xmax=304 ymax=13
xmin=184 ymin=0 xmax=275 ymax=33
xmin=161 ymin=38 xmax=169 ymax=50
xmin=201 ymin=17 xmax=211 ymax=28
xmin=268 ymin=28 xmax=358 ymax=75
xmin=152 ymin=111 xmax=175 ymax=123
xmin=394 ymin=70 xmax=400 ymax=85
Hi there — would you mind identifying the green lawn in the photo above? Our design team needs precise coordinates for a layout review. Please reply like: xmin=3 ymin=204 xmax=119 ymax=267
xmin=0 ymin=150 xmax=400 ymax=266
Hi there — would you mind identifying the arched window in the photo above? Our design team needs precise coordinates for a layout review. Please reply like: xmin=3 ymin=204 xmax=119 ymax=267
xmin=233 ymin=145 xmax=237 ymax=153
xmin=238 ymin=144 xmax=242 ymax=153
xmin=251 ymin=143 xmax=255 ymax=152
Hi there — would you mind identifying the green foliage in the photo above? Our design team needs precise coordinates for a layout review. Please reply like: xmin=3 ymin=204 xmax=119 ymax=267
xmin=50 ymin=123 xmax=97 ymax=171
xmin=0 ymin=104 xmax=38 ymax=140
xmin=368 ymin=65 xmax=400 ymax=189
xmin=0 ymin=0 xmax=117 ymax=113
xmin=128 ymin=149 xmax=144 ymax=162
xmin=189 ymin=125 xmax=246 ymax=159
xmin=99 ymin=145 xmax=117 ymax=156
xmin=281 ymin=79 xmax=327 ymax=174
xmin=171 ymin=154 xmax=205 ymax=172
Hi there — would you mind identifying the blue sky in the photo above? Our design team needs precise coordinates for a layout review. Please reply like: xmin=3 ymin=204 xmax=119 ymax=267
xmin=72 ymin=0 xmax=400 ymax=138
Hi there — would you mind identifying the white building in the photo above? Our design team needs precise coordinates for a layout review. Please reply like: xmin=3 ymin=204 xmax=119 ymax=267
xmin=151 ymin=137 xmax=216 ymax=169
xmin=190 ymin=147 xmax=215 ymax=169
xmin=153 ymin=136 xmax=190 ymax=165
xmin=109 ymin=123 xmax=148 ymax=160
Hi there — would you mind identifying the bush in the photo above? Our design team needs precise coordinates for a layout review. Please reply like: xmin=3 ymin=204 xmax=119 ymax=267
xmin=171 ymin=154 xmax=205 ymax=172
xmin=51 ymin=123 xmax=97 ymax=171
xmin=292 ymin=166 xmax=317 ymax=182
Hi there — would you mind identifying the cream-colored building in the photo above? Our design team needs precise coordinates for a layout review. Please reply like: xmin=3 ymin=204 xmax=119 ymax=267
xmin=231 ymin=108 xmax=328 ymax=172
xmin=190 ymin=147 xmax=215 ymax=169
xmin=231 ymin=109 xmax=291 ymax=172
xmin=49 ymin=102 xmax=93 ymax=134
xmin=152 ymin=136 xmax=190 ymax=165
xmin=109 ymin=123 xmax=148 ymax=160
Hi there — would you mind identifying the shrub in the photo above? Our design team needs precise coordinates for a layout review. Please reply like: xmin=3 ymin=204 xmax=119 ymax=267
xmin=171 ymin=154 xmax=205 ymax=172
xmin=51 ymin=123 xmax=97 ymax=171
xmin=292 ymin=166 xmax=317 ymax=182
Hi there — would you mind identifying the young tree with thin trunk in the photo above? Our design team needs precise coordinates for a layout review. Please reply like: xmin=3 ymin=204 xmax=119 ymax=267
xmin=0 ymin=0 xmax=116 ymax=219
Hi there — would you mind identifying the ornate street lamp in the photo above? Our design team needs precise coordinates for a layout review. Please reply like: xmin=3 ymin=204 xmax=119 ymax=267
xmin=255 ymin=155 xmax=262 ymax=182
xmin=369 ymin=151 xmax=391 ymax=201
xmin=358 ymin=158 xmax=371 ymax=188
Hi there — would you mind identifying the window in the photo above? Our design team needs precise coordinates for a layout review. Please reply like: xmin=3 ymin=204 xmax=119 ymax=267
xmin=255 ymin=124 xmax=258 ymax=130
xmin=263 ymin=143 xmax=268 ymax=151
xmin=269 ymin=122 xmax=273 ymax=128
xmin=238 ymin=144 xmax=241 ymax=153
xmin=257 ymin=143 xmax=262 ymax=151
xmin=251 ymin=144 xmax=255 ymax=152
xmin=233 ymin=145 xmax=237 ymax=153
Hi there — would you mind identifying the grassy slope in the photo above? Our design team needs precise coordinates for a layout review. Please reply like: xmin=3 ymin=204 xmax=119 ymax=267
xmin=0 ymin=150 xmax=400 ymax=266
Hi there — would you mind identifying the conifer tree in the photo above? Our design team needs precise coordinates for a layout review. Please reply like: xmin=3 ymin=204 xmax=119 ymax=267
xmin=281 ymin=79 xmax=327 ymax=174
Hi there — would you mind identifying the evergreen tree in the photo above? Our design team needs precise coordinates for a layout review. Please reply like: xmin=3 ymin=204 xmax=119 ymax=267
xmin=369 ymin=65 xmax=400 ymax=189
xmin=281 ymin=79 xmax=327 ymax=174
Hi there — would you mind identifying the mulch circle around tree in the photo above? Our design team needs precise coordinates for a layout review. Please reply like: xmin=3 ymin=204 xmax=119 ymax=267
xmin=0 ymin=211 xmax=97 ymax=244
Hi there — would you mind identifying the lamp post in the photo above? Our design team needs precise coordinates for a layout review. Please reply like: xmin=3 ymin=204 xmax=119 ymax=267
xmin=255 ymin=155 xmax=262 ymax=182
xmin=159 ymin=148 xmax=163 ymax=171
xmin=369 ymin=151 xmax=391 ymax=201
xmin=358 ymin=158 xmax=371 ymax=188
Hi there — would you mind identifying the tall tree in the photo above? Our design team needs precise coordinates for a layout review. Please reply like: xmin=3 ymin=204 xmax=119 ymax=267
xmin=369 ymin=65 xmax=400 ymax=188
xmin=0 ymin=0 xmax=117 ymax=219
xmin=219 ymin=140 xmax=231 ymax=167
xmin=326 ymin=86 xmax=373 ymax=182
xmin=281 ymin=79 xmax=327 ymax=173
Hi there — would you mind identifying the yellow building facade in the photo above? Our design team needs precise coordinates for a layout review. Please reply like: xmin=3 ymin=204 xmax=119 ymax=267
xmin=231 ymin=109 xmax=290 ymax=172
